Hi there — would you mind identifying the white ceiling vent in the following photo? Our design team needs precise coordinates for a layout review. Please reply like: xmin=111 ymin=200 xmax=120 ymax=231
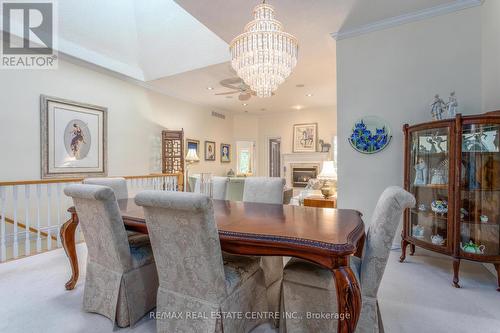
xmin=211 ymin=111 xmax=226 ymax=120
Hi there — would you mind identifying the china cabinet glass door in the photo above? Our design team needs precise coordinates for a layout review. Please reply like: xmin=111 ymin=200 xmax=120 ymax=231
xmin=460 ymin=122 xmax=500 ymax=257
xmin=409 ymin=126 xmax=452 ymax=250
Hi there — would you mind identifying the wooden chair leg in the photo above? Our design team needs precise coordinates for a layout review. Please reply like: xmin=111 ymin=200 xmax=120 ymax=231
xmin=400 ymin=239 xmax=409 ymax=263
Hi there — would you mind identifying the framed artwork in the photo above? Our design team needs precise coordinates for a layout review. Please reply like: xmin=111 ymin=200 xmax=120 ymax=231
xmin=186 ymin=139 xmax=200 ymax=160
xmin=293 ymin=123 xmax=318 ymax=152
xmin=220 ymin=143 xmax=231 ymax=163
xmin=40 ymin=95 xmax=107 ymax=179
xmin=205 ymin=141 xmax=216 ymax=161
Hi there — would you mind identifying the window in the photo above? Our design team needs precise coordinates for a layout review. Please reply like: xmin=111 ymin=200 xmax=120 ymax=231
xmin=238 ymin=149 xmax=250 ymax=174
xmin=236 ymin=141 xmax=255 ymax=176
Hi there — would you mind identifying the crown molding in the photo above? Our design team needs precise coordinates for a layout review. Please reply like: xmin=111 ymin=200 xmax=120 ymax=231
xmin=331 ymin=0 xmax=484 ymax=41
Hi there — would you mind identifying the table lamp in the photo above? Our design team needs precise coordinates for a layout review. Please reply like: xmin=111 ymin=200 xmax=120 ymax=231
xmin=318 ymin=160 xmax=337 ymax=199
xmin=185 ymin=148 xmax=199 ymax=192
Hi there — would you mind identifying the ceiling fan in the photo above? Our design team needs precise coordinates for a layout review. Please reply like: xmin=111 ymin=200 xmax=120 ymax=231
xmin=215 ymin=78 xmax=256 ymax=101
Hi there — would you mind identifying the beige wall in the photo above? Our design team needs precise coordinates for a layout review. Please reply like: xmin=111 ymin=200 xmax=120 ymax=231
xmin=336 ymin=7 xmax=483 ymax=224
xmin=481 ymin=0 xmax=500 ymax=112
xmin=233 ymin=108 xmax=337 ymax=177
xmin=0 ymin=59 xmax=235 ymax=181
xmin=257 ymin=108 xmax=337 ymax=177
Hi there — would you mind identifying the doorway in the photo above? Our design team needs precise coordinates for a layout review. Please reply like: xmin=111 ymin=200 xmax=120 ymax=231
xmin=269 ymin=138 xmax=281 ymax=177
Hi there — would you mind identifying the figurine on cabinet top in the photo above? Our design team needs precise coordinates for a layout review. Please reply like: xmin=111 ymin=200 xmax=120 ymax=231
xmin=414 ymin=158 xmax=428 ymax=185
xmin=446 ymin=91 xmax=458 ymax=118
xmin=430 ymin=94 xmax=446 ymax=120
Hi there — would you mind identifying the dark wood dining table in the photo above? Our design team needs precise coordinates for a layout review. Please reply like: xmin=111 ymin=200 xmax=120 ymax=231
xmin=61 ymin=199 xmax=365 ymax=333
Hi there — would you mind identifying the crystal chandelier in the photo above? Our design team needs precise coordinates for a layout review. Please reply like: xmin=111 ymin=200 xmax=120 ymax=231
xmin=229 ymin=1 xmax=298 ymax=98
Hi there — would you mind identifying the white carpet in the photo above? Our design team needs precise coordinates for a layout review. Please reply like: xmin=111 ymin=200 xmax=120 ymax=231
xmin=0 ymin=244 xmax=498 ymax=333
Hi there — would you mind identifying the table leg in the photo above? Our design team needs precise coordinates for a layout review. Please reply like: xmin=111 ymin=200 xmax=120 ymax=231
xmin=354 ymin=233 xmax=365 ymax=259
xmin=332 ymin=265 xmax=362 ymax=333
xmin=60 ymin=211 xmax=80 ymax=290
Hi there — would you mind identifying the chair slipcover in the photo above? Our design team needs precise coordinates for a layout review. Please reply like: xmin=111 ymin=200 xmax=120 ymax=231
xmin=135 ymin=191 xmax=268 ymax=333
xmin=83 ymin=177 xmax=148 ymax=242
xmin=243 ymin=177 xmax=285 ymax=205
xmin=280 ymin=186 xmax=415 ymax=333
xmin=83 ymin=177 xmax=128 ymax=200
xmin=212 ymin=176 xmax=229 ymax=200
xmin=243 ymin=177 xmax=286 ymax=327
xmin=64 ymin=184 xmax=158 ymax=328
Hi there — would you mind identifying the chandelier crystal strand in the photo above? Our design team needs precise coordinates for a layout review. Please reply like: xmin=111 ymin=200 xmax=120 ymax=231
xmin=230 ymin=3 xmax=298 ymax=98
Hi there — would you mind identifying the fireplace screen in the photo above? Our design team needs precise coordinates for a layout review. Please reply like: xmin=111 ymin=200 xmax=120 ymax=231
xmin=292 ymin=167 xmax=318 ymax=187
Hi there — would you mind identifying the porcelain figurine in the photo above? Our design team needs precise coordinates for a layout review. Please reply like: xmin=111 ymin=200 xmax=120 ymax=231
xmin=412 ymin=225 xmax=425 ymax=239
xmin=446 ymin=91 xmax=458 ymax=118
xmin=431 ymin=169 xmax=446 ymax=185
xmin=431 ymin=234 xmax=445 ymax=246
xmin=480 ymin=215 xmax=489 ymax=223
xmin=414 ymin=158 xmax=428 ymax=185
xmin=430 ymin=94 xmax=445 ymax=120
xmin=460 ymin=208 xmax=469 ymax=220
xmin=418 ymin=204 xmax=427 ymax=212
xmin=460 ymin=241 xmax=485 ymax=255
xmin=431 ymin=200 xmax=448 ymax=215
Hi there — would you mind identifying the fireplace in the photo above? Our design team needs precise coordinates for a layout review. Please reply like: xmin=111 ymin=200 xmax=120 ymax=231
xmin=292 ymin=166 xmax=318 ymax=187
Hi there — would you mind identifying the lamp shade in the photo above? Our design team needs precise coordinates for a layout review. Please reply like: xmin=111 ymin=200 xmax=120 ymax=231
xmin=185 ymin=148 xmax=199 ymax=162
xmin=318 ymin=161 xmax=337 ymax=180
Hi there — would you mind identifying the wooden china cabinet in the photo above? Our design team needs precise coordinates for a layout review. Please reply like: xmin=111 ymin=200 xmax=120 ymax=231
xmin=401 ymin=111 xmax=500 ymax=291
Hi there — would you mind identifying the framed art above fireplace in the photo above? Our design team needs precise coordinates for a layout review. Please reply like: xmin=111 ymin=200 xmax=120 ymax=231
xmin=293 ymin=123 xmax=318 ymax=153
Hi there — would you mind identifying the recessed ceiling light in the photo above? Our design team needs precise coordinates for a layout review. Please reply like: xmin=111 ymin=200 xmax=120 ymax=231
xmin=306 ymin=93 xmax=313 ymax=97
xmin=296 ymin=84 xmax=305 ymax=88
xmin=242 ymin=103 xmax=248 ymax=106
xmin=292 ymin=105 xmax=304 ymax=110
xmin=206 ymin=87 xmax=214 ymax=90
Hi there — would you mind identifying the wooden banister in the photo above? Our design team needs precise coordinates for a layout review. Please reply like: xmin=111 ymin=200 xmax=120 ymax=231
xmin=0 ymin=173 xmax=183 ymax=187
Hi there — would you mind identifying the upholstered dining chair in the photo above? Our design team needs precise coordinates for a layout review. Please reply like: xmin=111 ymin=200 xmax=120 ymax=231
xmin=212 ymin=176 xmax=229 ymax=200
xmin=83 ymin=177 xmax=128 ymax=199
xmin=243 ymin=177 xmax=286 ymax=327
xmin=135 ymin=191 xmax=269 ymax=333
xmin=83 ymin=177 xmax=147 ymax=243
xmin=280 ymin=186 xmax=415 ymax=333
xmin=64 ymin=184 xmax=158 ymax=328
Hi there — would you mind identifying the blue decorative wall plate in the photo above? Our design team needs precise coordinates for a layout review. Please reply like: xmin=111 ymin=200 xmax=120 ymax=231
xmin=348 ymin=116 xmax=392 ymax=154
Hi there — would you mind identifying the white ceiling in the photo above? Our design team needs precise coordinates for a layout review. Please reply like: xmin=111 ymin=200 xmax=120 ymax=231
xmin=5 ymin=0 xmax=473 ymax=113
xmin=152 ymin=0 xmax=459 ymax=114
xmin=57 ymin=0 xmax=229 ymax=80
